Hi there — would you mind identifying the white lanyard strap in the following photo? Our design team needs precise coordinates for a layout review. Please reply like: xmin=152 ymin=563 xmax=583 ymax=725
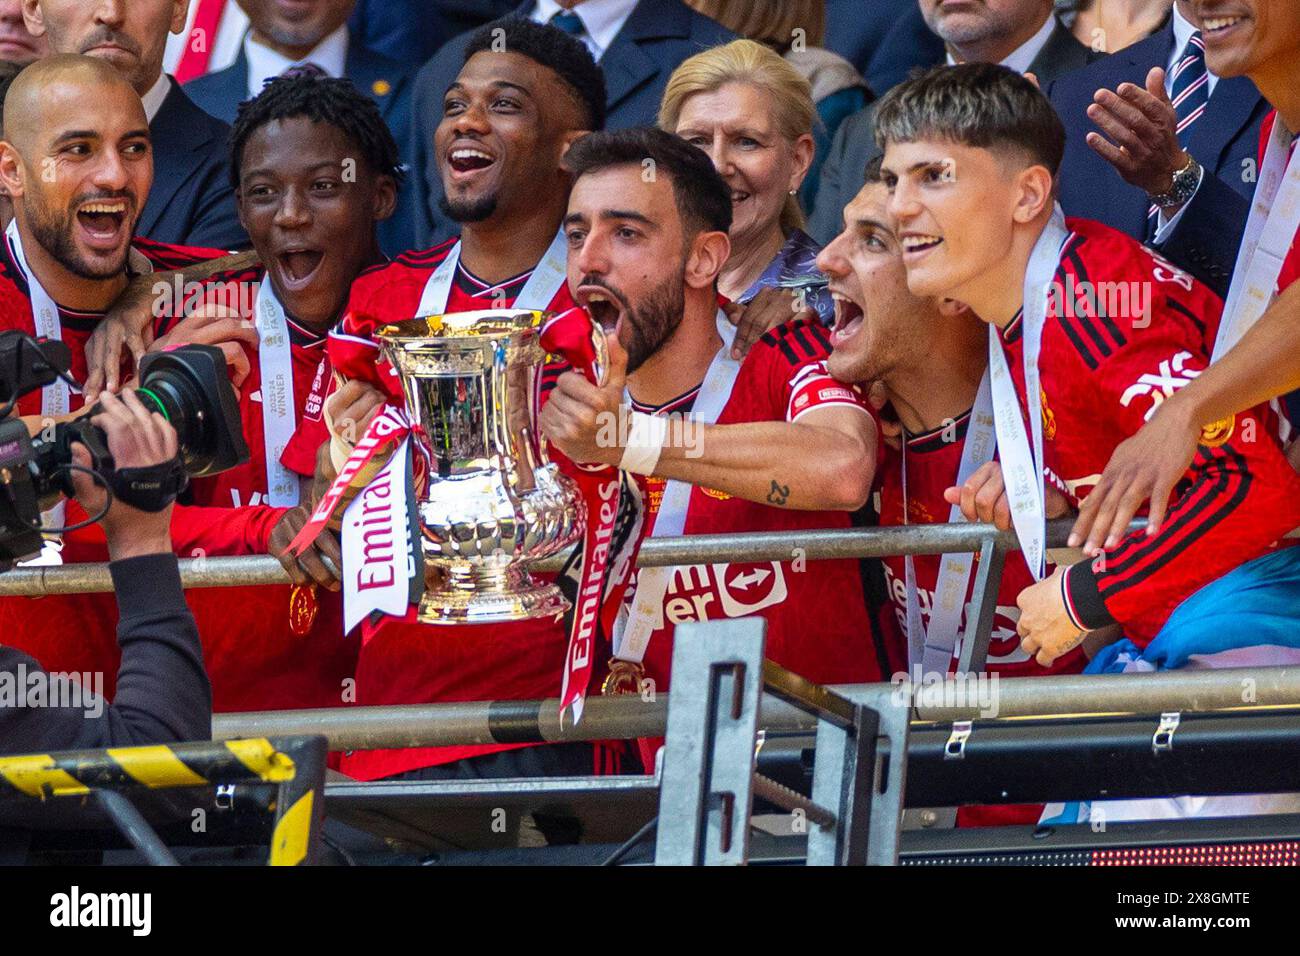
xmin=1213 ymin=117 xmax=1300 ymax=361
xmin=415 ymin=231 xmax=569 ymax=317
xmin=254 ymin=281 xmax=301 ymax=507
xmin=903 ymin=370 xmax=996 ymax=675
xmin=6 ymin=219 xmax=69 ymax=420
xmin=991 ymin=204 xmax=1069 ymax=581
xmin=612 ymin=310 xmax=739 ymax=663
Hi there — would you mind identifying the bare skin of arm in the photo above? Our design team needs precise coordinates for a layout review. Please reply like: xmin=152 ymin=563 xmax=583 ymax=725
xmin=647 ymin=408 xmax=877 ymax=512
xmin=84 ymin=250 xmax=261 ymax=399
xmin=1070 ymin=280 xmax=1300 ymax=553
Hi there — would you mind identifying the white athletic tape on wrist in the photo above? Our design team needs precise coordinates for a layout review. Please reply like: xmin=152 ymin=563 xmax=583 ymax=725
xmin=619 ymin=411 xmax=668 ymax=475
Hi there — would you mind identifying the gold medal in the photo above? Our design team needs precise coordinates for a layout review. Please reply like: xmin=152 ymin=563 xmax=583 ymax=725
xmin=601 ymin=658 xmax=645 ymax=696
xmin=289 ymin=584 xmax=319 ymax=636
xmin=1199 ymin=415 xmax=1235 ymax=448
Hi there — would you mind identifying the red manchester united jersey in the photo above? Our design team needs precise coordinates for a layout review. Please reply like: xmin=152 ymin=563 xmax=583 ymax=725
xmin=995 ymin=218 xmax=1300 ymax=645
xmin=149 ymin=266 xmax=357 ymax=712
xmin=874 ymin=409 xmax=1085 ymax=678
xmin=607 ymin=321 xmax=882 ymax=695
xmin=294 ymin=240 xmax=585 ymax=779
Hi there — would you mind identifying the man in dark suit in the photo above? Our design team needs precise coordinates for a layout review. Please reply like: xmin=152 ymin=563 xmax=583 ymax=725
xmin=830 ymin=0 xmax=946 ymax=97
xmin=23 ymin=0 xmax=246 ymax=250
xmin=184 ymin=0 xmax=415 ymax=255
xmin=809 ymin=0 xmax=1092 ymax=245
xmin=1045 ymin=0 xmax=1267 ymax=297
xmin=409 ymin=0 xmax=734 ymax=247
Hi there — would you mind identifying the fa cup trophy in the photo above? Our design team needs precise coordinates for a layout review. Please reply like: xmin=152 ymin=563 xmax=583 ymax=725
xmin=375 ymin=309 xmax=594 ymax=624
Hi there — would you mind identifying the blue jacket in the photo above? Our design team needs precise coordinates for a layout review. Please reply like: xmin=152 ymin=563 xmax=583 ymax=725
xmin=810 ymin=19 xmax=1093 ymax=245
xmin=409 ymin=0 xmax=735 ymax=247
xmin=141 ymin=79 xmax=246 ymax=250
xmin=1046 ymin=20 xmax=1268 ymax=298
xmin=184 ymin=40 xmax=417 ymax=256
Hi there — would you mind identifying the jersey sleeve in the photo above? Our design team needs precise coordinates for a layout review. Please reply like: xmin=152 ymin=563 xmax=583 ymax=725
xmin=168 ymin=503 xmax=290 ymax=557
xmin=787 ymin=361 xmax=873 ymax=423
xmin=1059 ymin=264 xmax=1300 ymax=641
xmin=281 ymin=354 xmax=334 ymax=477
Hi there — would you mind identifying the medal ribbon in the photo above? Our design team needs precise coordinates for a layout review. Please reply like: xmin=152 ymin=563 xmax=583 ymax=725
xmin=902 ymin=370 xmax=996 ymax=675
xmin=1213 ymin=117 xmax=1300 ymax=360
xmin=416 ymin=231 xmax=569 ymax=317
xmin=989 ymin=204 xmax=1069 ymax=581
xmin=253 ymin=281 xmax=301 ymax=507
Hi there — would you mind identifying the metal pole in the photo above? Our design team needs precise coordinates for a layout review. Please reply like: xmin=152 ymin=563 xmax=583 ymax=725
xmin=0 ymin=518 xmax=1115 ymax=596
xmin=94 ymin=790 xmax=179 ymax=866
xmin=211 ymin=666 xmax=1300 ymax=750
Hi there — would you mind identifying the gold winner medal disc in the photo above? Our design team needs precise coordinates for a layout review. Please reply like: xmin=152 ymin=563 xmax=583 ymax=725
xmin=289 ymin=584 xmax=319 ymax=636
xmin=601 ymin=658 xmax=645 ymax=696
xmin=1199 ymin=415 xmax=1234 ymax=448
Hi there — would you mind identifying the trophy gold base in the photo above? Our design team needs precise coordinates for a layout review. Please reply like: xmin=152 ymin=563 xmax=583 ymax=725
xmin=416 ymin=564 xmax=571 ymax=624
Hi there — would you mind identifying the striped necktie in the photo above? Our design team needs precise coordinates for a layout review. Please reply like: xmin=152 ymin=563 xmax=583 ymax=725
xmin=1147 ymin=31 xmax=1209 ymax=235
xmin=549 ymin=10 xmax=586 ymax=36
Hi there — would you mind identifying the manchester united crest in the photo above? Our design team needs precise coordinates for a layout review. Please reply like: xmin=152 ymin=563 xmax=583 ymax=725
xmin=1040 ymin=387 xmax=1057 ymax=441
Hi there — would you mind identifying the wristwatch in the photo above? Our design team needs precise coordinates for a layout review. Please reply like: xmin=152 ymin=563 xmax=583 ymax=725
xmin=1150 ymin=152 xmax=1203 ymax=209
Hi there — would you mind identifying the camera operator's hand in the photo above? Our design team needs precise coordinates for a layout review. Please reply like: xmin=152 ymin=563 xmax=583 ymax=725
xmin=70 ymin=390 xmax=179 ymax=562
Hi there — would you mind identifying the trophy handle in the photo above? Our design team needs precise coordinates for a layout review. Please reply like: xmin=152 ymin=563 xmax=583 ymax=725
xmin=587 ymin=316 xmax=610 ymax=388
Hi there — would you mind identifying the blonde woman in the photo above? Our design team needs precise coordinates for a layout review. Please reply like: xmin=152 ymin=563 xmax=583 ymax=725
xmin=685 ymin=0 xmax=868 ymax=209
xmin=660 ymin=39 xmax=832 ymax=329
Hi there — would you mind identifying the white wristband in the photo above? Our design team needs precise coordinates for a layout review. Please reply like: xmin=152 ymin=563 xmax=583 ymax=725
xmin=619 ymin=410 xmax=668 ymax=475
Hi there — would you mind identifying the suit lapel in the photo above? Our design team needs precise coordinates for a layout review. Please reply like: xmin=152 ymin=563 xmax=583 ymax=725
xmin=602 ymin=0 xmax=692 ymax=115
xmin=139 ymin=83 xmax=218 ymax=237
xmin=1186 ymin=75 xmax=1263 ymax=171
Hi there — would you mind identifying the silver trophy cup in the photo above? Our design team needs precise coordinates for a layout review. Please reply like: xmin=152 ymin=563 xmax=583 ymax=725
xmin=376 ymin=309 xmax=588 ymax=624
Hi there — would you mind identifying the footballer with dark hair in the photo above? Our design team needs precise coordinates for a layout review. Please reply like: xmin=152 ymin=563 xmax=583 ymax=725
xmin=874 ymin=63 xmax=1300 ymax=679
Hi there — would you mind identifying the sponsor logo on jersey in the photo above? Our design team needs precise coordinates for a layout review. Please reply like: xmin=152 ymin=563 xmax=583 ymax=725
xmin=651 ymin=560 xmax=789 ymax=628
xmin=1120 ymin=350 xmax=1201 ymax=421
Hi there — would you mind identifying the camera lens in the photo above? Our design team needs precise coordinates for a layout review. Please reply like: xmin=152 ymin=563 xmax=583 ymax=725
xmin=134 ymin=370 xmax=215 ymax=472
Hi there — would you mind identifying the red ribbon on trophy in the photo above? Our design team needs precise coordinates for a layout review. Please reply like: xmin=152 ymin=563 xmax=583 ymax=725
xmin=540 ymin=309 xmax=646 ymax=724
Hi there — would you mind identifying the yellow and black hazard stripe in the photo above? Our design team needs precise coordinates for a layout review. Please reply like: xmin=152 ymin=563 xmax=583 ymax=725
xmin=0 ymin=737 xmax=322 ymax=865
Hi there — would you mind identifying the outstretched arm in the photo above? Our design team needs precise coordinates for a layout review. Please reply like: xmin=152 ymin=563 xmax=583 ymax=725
xmin=1070 ymin=280 xmax=1300 ymax=553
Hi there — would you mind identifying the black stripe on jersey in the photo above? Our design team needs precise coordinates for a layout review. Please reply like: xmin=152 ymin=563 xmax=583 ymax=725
xmin=1165 ymin=296 xmax=1207 ymax=338
xmin=806 ymin=321 xmax=833 ymax=352
xmin=787 ymin=321 xmax=817 ymax=359
xmin=1096 ymin=445 xmax=1250 ymax=599
xmin=393 ymin=238 xmax=457 ymax=268
xmin=1096 ymin=450 xmax=1230 ymax=582
xmin=1065 ymin=245 xmax=1128 ymax=351
xmin=1053 ymin=302 xmax=1101 ymax=370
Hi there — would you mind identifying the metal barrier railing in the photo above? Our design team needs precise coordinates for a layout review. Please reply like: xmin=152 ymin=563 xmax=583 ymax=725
xmin=0 ymin=735 xmax=327 ymax=865
xmin=209 ymin=666 xmax=1300 ymax=751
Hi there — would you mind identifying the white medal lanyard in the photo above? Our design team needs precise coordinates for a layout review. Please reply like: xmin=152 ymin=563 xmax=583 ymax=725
xmin=1212 ymin=117 xmax=1300 ymax=361
xmin=902 ymin=370 xmax=996 ymax=675
xmin=611 ymin=310 xmax=739 ymax=665
xmin=254 ymin=281 xmax=301 ymax=507
xmin=989 ymin=204 xmax=1070 ymax=581
xmin=6 ymin=220 xmax=70 ymax=421
xmin=7 ymin=220 xmax=73 ymax=535
xmin=415 ymin=230 xmax=570 ymax=317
